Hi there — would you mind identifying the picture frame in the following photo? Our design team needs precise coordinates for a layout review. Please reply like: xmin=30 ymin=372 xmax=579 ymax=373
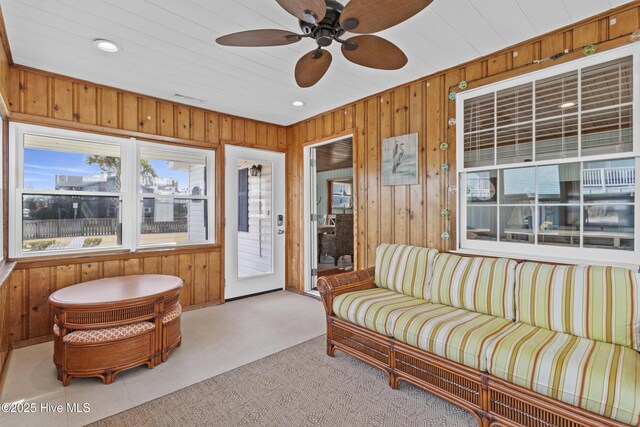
xmin=382 ymin=133 xmax=418 ymax=186
xmin=330 ymin=181 xmax=353 ymax=209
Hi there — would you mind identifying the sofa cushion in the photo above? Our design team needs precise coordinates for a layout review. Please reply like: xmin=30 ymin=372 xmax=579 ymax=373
xmin=392 ymin=304 xmax=513 ymax=371
xmin=53 ymin=322 xmax=155 ymax=344
xmin=487 ymin=322 xmax=640 ymax=426
xmin=516 ymin=262 xmax=640 ymax=350
xmin=374 ymin=244 xmax=439 ymax=300
xmin=333 ymin=288 xmax=429 ymax=336
xmin=430 ymin=253 xmax=517 ymax=320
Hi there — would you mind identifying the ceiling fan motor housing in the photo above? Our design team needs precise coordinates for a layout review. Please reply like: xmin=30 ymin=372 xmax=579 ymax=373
xmin=299 ymin=0 xmax=345 ymax=47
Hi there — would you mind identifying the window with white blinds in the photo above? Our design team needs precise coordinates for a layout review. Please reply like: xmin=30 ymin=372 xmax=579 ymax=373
xmin=10 ymin=124 xmax=216 ymax=257
xmin=457 ymin=46 xmax=639 ymax=267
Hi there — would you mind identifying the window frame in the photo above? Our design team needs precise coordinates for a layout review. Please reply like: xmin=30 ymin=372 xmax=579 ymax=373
xmin=135 ymin=140 xmax=215 ymax=249
xmin=9 ymin=123 xmax=216 ymax=258
xmin=456 ymin=44 xmax=640 ymax=268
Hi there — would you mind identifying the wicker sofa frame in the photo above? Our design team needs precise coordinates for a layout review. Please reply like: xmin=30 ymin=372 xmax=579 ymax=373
xmin=317 ymin=267 xmax=631 ymax=427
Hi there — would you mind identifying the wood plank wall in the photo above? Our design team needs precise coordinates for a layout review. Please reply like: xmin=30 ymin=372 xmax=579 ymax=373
xmin=8 ymin=66 xmax=287 ymax=151
xmin=8 ymin=250 xmax=222 ymax=345
xmin=4 ymin=66 xmax=287 ymax=346
xmin=285 ymin=3 xmax=640 ymax=293
xmin=0 ymin=9 xmax=10 ymax=116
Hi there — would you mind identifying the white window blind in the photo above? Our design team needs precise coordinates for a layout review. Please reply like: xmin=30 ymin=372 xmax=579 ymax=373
xmin=457 ymin=47 xmax=639 ymax=268
xmin=139 ymin=146 xmax=208 ymax=165
xmin=24 ymin=134 xmax=121 ymax=157
xmin=462 ymin=55 xmax=634 ymax=169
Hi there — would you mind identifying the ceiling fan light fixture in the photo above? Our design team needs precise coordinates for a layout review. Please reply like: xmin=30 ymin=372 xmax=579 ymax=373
xmin=302 ymin=10 xmax=318 ymax=24
xmin=292 ymin=101 xmax=305 ymax=107
xmin=92 ymin=39 xmax=120 ymax=53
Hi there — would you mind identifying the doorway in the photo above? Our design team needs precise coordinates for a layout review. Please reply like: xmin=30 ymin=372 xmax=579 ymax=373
xmin=304 ymin=135 xmax=355 ymax=295
xmin=224 ymin=146 xmax=285 ymax=299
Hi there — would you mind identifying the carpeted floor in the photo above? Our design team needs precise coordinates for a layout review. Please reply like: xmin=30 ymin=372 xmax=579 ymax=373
xmin=90 ymin=336 xmax=477 ymax=427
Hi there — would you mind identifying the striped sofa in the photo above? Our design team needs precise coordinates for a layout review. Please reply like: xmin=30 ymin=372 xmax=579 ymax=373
xmin=317 ymin=244 xmax=640 ymax=427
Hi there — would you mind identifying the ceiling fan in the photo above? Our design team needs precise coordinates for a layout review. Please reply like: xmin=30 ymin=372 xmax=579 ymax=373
xmin=216 ymin=0 xmax=433 ymax=88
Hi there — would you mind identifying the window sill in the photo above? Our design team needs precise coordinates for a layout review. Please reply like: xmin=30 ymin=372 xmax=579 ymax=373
xmin=0 ymin=261 xmax=17 ymax=286
xmin=452 ymin=248 xmax=640 ymax=271
xmin=10 ymin=243 xmax=221 ymax=269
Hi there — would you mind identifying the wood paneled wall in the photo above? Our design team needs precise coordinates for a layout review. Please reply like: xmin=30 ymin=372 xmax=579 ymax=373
xmin=0 ymin=9 xmax=11 ymax=116
xmin=8 ymin=66 xmax=287 ymax=151
xmin=285 ymin=3 xmax=640 ymax=292
xmin=4 ymin=66 xmax=287 ymax=347
xmin=8 ymin=250 xmax=221 ymax=345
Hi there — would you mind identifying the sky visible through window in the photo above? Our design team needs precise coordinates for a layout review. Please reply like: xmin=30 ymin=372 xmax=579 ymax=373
xmin=24 ymin=149 xmax=189 ymax=191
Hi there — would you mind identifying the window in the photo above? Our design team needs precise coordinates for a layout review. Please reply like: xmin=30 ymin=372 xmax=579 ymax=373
xmin=9 ymin=124 xmax=215 ymax=257
xmin=138 ymin=143 xmax=211 ymax=247
xmin=457 ymin=46 xmax=639 ymax=267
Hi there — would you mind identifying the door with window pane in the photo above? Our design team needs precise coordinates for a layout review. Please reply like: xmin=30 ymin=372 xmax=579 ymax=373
xmin=224 ymin=146 xmax=285 ymax=299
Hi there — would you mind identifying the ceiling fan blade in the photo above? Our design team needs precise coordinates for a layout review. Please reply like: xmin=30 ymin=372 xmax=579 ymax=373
xmin=295 ymin=49 xmax=333 ymax=88
xmin=340 ymin=0 xmax=432 ymax=34
xmin=276 ymin=0 xmax=326 ymax=24
xmin=341 ymin=35 xmax=407 ymax=70
xmin=216 ymin=29 xmax=301 ymax=47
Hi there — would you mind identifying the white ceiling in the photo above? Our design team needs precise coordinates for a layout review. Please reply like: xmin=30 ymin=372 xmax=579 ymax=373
xmin=1 ymin=0 xmax=633 ymax=125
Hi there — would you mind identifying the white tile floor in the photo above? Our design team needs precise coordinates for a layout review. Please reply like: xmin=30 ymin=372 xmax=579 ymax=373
xmin=0 ymin=290 xmax=326 ymax=427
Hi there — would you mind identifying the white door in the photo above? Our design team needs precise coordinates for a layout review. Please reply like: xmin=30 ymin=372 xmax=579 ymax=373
xmin=224 ymin=146 xmax=285 ymax=299
xmin=308 ymin=148 xmax=319 ymax=290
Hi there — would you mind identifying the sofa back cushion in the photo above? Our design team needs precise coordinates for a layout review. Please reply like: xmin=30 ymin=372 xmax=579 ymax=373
xmin=430 ymin=253 xmax=517 ymax=320
xmin=374 ymin=244 xmax=438 ymax=300
xmin=516 ymin=262 xmax=640 ymax=350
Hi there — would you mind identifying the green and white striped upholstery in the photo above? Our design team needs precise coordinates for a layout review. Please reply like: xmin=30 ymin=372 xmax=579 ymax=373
xmin=430 ymin=253 xmax=518 ymax=320
xmin=516 ymin=262 xmax=640 ymax=350
xmin=374 ymin=244 xmax=438 ymax=300
xmin=487 ymin=322 xmax=640 ymax=425
xmin=333 ymin=288 xmax=429 ymax=336
xmin=392 ymin=303 xmax=514 ymax=371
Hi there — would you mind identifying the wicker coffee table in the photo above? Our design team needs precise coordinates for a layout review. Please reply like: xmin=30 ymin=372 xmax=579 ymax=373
xmin=49 ymin=274 xmax=183 ymax=385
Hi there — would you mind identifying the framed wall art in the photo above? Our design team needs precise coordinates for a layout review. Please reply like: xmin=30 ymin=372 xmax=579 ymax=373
xmin=382 ymin=133 xmax=418 ymax=186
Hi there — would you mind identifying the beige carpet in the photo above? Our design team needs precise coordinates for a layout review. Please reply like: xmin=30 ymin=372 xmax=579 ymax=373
xmin=91 ymin=336 xmax=476 ymax=427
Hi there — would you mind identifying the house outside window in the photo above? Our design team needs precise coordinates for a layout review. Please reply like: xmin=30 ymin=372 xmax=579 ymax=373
xmin=9 ymin=124 xmax=215 ymax=257
xmin=456 ymin=45 xmax=639 ymax=267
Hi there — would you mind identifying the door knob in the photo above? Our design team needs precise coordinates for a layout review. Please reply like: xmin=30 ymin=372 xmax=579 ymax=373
xmin=278 ymin=230 xmax=285 ymax=235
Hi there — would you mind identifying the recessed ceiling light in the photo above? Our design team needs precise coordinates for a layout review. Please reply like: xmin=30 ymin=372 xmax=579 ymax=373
xmin=93 ymin=39 xmax=121 ymax=53
xmin=559 ymin=102 xmax=576 ymax=109
xmin=291 ymin=101 xmax=305 ymax=107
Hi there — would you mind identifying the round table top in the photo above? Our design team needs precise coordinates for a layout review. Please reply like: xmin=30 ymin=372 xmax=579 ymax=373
xmin=49 ymin=274 xmax=183 ymax=307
